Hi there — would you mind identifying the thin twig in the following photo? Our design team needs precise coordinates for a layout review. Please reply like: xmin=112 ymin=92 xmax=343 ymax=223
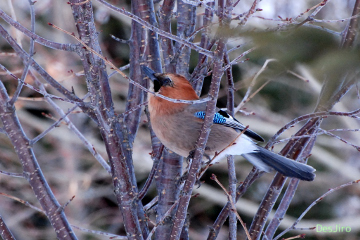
xmin=110 ymin=34 xmax=130 ymax=44
xmin=138 ymin=145 xmax=164 ymax=200
xmin=117 ymin=101 xmax=149 ymax=118
xmin=0 ymin=192 xmax=44 ymax=213
xmin=273 ymin=128 xmax=360 ymax=151
xmin=267 ymin=108 xmax=360 ymax=148
xmin=287 ymin=70 xmax=310 ymax=82
xmin=310 ymin=14 xmax=360 ymax=23
xmin=0 ymin=169 xmax=24 ymax=178
xmin=295 ymin=0 xmax=330 ymax=28
xmin=235 ymin=59 xmax=277 ymax=112
xmin=42 ymin=91 xmax=111 ymax=173
xmin=108 ymin=63 xmax=130 ymax=78
xmin=143 ymin=196 xmax=159 ymax=212
xmin=223 ymin=47 xmax=256 ymax=71
xmin=72 ymin=225 xmax=127 ymax=239
xmin=293 ymin=0 xmax=329 ymax=22
xmin=8 ymin=0 xmax=36 ymax=106
xmin=211 ymin=174 xmax=251 ymax=239
xmin=238 ymin=0 xmax=261 ymax=25
xmin=0 ymin=63 xmax=84 ymax=105
xmin=146 ymin=198 xmax=180 ymax=240
xmin=56 ymin=196 xmax=75 ymax=214
xmin=207 ymin=168 xmax=263 ymax=240
xmin=31 ymin=96 xmax=87 ymax=145
xmin=319 ymin=128 xmax=360 ymax=151
xmin=71 ymin=225 xmax=127 ymax=239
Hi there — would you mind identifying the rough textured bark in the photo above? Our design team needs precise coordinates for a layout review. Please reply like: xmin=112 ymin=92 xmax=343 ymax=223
xmin=174 ymin=0 xmax=196 ymax=78
xmin=159 ymin=0 xmax=176 ymax=73
xmin=68 ymin=1 xmax=147 ymax=238
xmin=0 ymin=213 xmax=16 ymax=240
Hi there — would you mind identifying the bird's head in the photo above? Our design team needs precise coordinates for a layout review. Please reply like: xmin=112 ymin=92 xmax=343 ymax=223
xmin=142 ymin=66 xmax=199 ymax=101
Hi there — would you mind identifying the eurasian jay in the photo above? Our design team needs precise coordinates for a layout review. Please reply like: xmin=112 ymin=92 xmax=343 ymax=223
xmin=142 ymin=66 xmax=316 ymax=181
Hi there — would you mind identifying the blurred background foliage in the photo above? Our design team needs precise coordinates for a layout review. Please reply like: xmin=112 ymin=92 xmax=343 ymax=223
xmin=0 ymin=0 xmax=360 ymax=239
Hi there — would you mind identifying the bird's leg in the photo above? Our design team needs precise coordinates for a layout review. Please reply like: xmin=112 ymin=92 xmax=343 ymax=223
xmin=203 ymin=153 xmax=212 ymax=164
xmin=177 ymin=150 xmax=208 ymax=188
xmin=185 ymin=150 xmax=195 ymax=168
xmin=176 ymin=150 xmax=195 ymax=185
xmin=177 ymin=171 xmax=188 ymax=185
xmin=187 ymin=150 xmax=211 ymax=188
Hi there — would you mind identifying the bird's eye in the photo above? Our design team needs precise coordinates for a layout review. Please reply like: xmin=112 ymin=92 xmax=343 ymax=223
xmin=162 ymin=77 xmax=173 ymax=86
xmin=152 ymin=76 xmax=173 ymax=92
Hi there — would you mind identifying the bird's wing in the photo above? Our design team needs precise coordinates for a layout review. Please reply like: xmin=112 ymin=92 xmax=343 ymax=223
xmin=188 ymin=103 xmax=264 ymax=142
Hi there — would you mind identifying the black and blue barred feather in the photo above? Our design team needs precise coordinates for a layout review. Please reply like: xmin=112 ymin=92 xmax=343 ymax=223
xmin=194 ymin=110 xmax=264 ymax=142
xmin=194 ymin=111 xmax=227 ymax=124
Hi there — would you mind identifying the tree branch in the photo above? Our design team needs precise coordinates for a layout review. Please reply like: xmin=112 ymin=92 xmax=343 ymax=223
xmin=0 ymin=81 xmax=77 ymax=239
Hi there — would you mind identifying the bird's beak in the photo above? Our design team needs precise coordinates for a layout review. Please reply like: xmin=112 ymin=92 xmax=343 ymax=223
xmin=141 ymin=65 xmax=158 ymax=82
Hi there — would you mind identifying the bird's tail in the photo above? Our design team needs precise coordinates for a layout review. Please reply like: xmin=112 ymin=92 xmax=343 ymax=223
xmin=242 ymin=147 xmax=316 ymax=181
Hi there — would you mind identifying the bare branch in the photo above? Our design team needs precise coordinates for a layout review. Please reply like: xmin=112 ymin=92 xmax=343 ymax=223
xmin=211 ymin=174 xmax=251 ymax=239
xmin=0 ymin=63 xmax=84 ymax=104
xmin=0 ymin=81 xmax=78 ymax=240
xmin=0 ymin=169 xmax=24 ymax=178
xmin=71 ymin=225 xmax=127 ymax=239
xmin=224 ymin=46 xmax=237 ymax=240
xmin=207 ymin=169 xmax=263 ymax=240
xmin=138 ymin=145 xmax=164 ymax=200
xmin=267 ymin=108 xmax=360 ymax=148
xmin=146 ymin=198 xmax=180 ymax=240
xmin=341 ymin=0 xmax=360 ymax=47
xmin=238 ymin=0 xmax=261 ymax=25
xmin=235 ymin=58 xmax=276 ymax=112
xmin=0 ymin=213 xmax=16 ymax=240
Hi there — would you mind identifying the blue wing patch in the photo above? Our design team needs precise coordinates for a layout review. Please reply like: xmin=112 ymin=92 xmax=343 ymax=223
xmin=195 ymin=111 xmax=226 ymax=124
xmin=194 ymin=110 xmax=264 ymax=142
xmin=194 ymin=111 xmax=205 ymax=120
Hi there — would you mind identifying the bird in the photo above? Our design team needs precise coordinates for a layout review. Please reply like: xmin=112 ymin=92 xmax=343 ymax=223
xmin=142 ymin=66 xmax=316 ymax=181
